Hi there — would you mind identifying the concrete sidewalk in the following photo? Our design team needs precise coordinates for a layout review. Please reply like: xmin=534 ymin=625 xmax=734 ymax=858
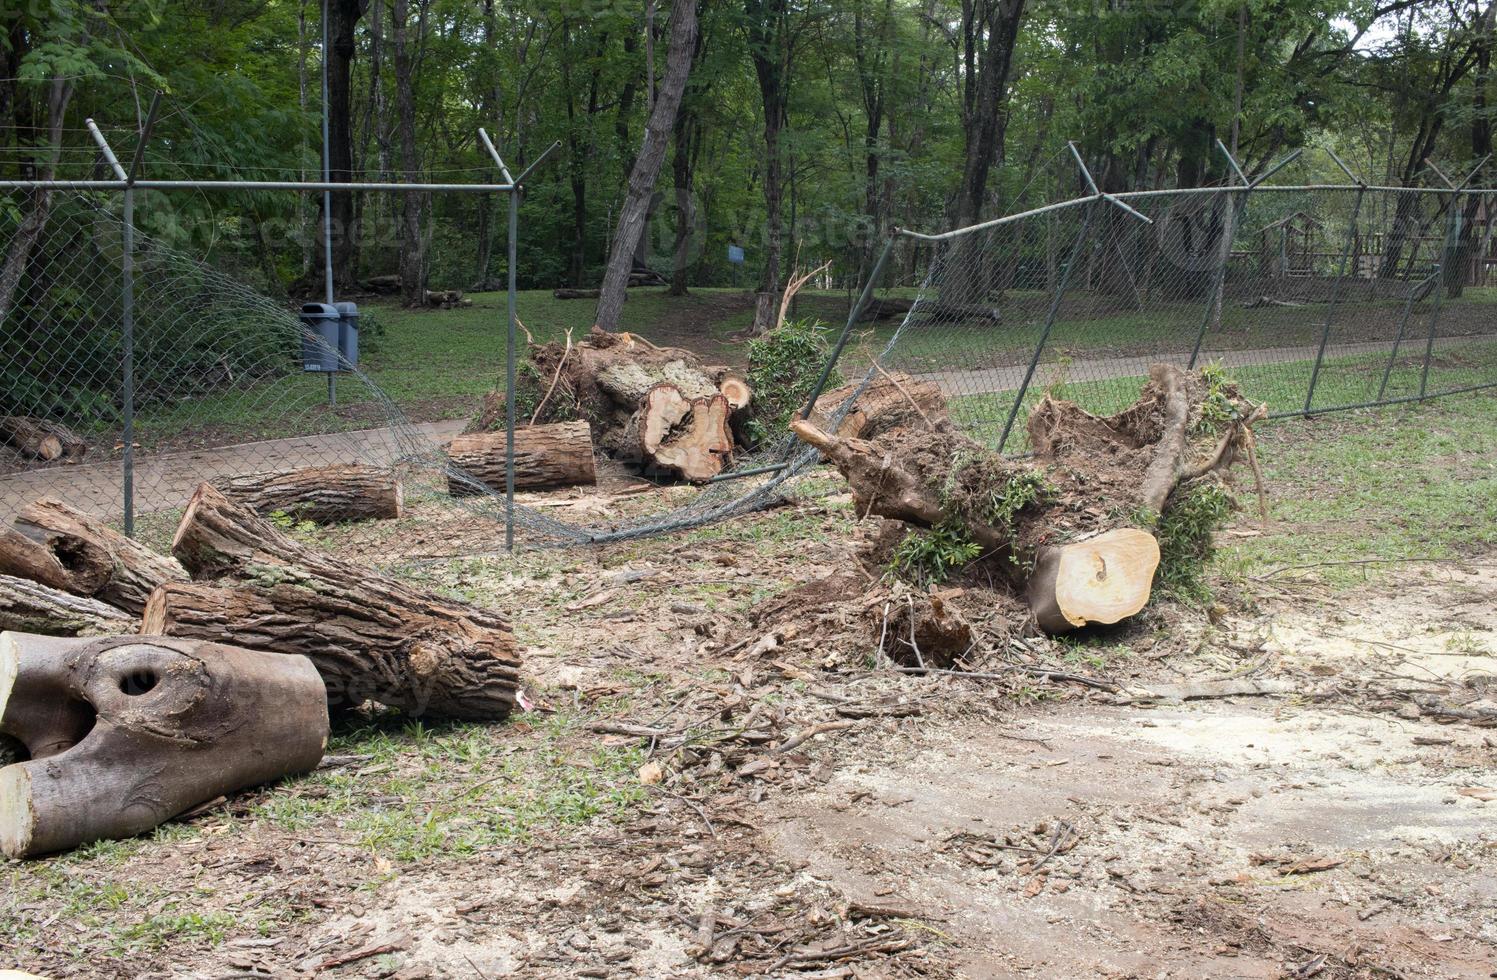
xmin=916 ymin=334 xmax=1481 ymax=396
xmin=0 ymin=419 xmax=465 ymax=524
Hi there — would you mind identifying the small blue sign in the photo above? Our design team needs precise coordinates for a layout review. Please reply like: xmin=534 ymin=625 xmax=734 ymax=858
xmin=727 ymin=244 xmax=745 ymax=264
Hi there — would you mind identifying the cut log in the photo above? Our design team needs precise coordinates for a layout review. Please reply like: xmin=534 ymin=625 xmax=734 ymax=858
xmin=707 ymin=367 xmax=752 ymax=411
xmin=219 ymin=464 xmax=404 ymax=523
xmin=636 ymin=385 xmax=733 ymax=482
xmin=148 ymin=483 xmax=521 ymax=720
xmin=553 ymin=287 xmax=601 ymax=299
xmin=791 ymin=365 xmax=1264 ymax=635
xmin=1027 ymin=529 xmax=1161 ymax=633
xmin=0 ymin=498 xmax=187 ymax=614
xmin=447 ymin=421 xmax=597 ymax=494
xmin=596 ymin=358 xmax=720 ymax=406
xmin=0 ymin=632 xmax=327 ymax=858
xmin=0 ymin=417 xmax=85 ymax=463
xmin=807 ymin=373 xmax=948 ymax=441
xmin=0 ymin=574 xmax=135 ymax=636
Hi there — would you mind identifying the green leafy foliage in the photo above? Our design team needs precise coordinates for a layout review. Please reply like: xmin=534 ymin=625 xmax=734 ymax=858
xmin=888 ymin=520 xmax=983 ymax=587
xmin=1153 ymin=482 xmax=1237 ymax=603
xmin=1194 ymin=362 xmax=1239 ymax=434
xmin=744 ymin=317 xmax=840 ymax=447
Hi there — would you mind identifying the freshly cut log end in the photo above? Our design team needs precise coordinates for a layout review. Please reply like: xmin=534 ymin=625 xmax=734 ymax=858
xmin=638 ymin=386 xmax=733 ymax=482
xmin=0 ymin=632 xmax=328 ymax=859
xmin=0 ymin=574 xmax=136 ymax=636
xmin=0 ymin=498 xmax=186 ymax=614
xmin=220 ymin=464 xmax=403 ymax=523
xmin=1028 ymin=529 xmax=1160 ymax=634
xmin=447 ymin=421 xmax=597 ymax=495
xmin=0 ymin=417 xmax=85 ymax=463
xmin=706 ymin=367 xmax=752 ymax=411
xmin=159 ymin=484 xmax=522 ymax=721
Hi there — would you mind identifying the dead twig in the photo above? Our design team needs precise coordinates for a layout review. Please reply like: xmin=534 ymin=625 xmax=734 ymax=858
xmin=529 ymin=326 xmax=573 ymax=424
xmin=314 ymin=941 xmax=407 ymax=973
xmin=777 ymin=720 xmax=861 ymax=754
xmin=872 ymin=360 xmax=936 ymax=430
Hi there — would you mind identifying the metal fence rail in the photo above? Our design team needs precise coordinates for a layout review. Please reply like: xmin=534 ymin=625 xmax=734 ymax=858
xmin=2 ymin=138 xmax=1494 ymax=550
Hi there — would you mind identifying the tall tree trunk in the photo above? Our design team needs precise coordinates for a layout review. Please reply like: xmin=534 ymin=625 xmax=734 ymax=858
xmin=940 ymin=0 xmax=1026 ymax=306
xmin=1449 ymin=3 xmax=1496 ymax=298
xmin=744 ymin=0 xmax=791 ymax=332
xmin=392 ymin=0 xmax=428 ymax=306
xmin=668 ymin=101 xmax=702 ymax=296
xmin=595 ymin=0 xmax=699 ymax=332
xmin=311 ymin=0 xmax=369 ymax=293
xmin=0 ymin=75 xmax=74 ymax=324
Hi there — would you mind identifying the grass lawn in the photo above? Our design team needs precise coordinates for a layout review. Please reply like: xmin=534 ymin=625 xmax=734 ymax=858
xmin=946 ymin=337 xmax=1497 ymax=450
xmin=110 ymin=281 xmax=1496 ymax=452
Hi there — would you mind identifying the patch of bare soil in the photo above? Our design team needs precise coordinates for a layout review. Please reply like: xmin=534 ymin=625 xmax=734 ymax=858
xmin=625 ymin=289 xmax=758 ymax=367
xmin=3 ymin=476 xmax=1493 ymax=979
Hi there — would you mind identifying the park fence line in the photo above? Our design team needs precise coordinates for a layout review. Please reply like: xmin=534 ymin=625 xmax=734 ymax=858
xmin=2 ymin=166 xmax=1495 ymax=546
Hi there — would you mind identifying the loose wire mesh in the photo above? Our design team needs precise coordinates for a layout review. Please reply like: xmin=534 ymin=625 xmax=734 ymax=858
xmin=2 ymin=181 xmax=1494 ymax=550
xmin=877 ymin=183 xmax=1497 ymax=454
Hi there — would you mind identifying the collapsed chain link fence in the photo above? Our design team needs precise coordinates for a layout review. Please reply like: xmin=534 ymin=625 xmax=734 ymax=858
xmin=872 ymin=179 xmax=1496 ymax=457
xmin=2 ymin=175 xmax=1494 ymax=549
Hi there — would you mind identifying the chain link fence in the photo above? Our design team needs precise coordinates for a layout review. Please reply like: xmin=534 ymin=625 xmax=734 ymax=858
xmin=2 ymin=175 xmax=1494 ymax=550
xmin=1 ymin=193 xmax=432 ymax=532
xmin=869 ymin=180 xmax=1496 ymax=454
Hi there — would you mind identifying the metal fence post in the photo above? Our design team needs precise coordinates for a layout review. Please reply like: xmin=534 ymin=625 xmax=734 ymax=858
xmin=1419 ymin=190 xmax=1466 ymax=400
xmin=89 ymin=101 xmax=158 ymax=536
xmin=504 ymin=186 xmax=519 ymax=552
xmin=1303 ymin=186 xmax=1366 ymax=414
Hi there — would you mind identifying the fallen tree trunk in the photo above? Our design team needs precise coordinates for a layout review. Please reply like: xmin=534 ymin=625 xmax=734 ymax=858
xmin=553 ymin=287 xmax=600 ymax=300
xmin=0 ymin=498 xmax=186 ymax=614
xmin=0 ymin=417 xmax=85 ymax=462
xmin=474 ymin=328 xmax=747 ymax=482
xmin=447 ymin=421 xmax=597 ymax=494
xmin=146 ymin=483 xmax=522 ymax=720
xmin=807 ymin=373 xmax=948 ymax=441
xmin=0 ymin=574 xmax=135 ymax=636
xmin=792 ymin=365 xmax=1264 ymax=634
xmin=0 ymin=632 xmax=328 ymax=858
xmin=219 ymin=464 xmax=404 ymax=522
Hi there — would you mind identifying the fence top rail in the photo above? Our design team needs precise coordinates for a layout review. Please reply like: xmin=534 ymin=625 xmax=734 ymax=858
xmin=899 ymin=181 xmax=1497 ymax=242
xmin=0 ymin=178 xmax=518 ymax=193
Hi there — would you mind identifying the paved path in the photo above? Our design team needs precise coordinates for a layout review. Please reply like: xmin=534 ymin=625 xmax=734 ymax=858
xmin=0 ymin=419 xmax=465 ymax=524
xmin=916 ymin=334 xmax=1481 ymax=396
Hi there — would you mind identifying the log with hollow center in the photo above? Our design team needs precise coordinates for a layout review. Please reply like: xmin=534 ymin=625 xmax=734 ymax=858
xmin=0 ymin=632 xmax=328 ymax=859
xmin=0 ymin=498 xmax=187 ymax=614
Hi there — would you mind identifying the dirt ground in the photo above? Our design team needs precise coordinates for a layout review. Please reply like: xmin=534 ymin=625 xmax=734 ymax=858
xmin=2 ymin=437 xmax=1495 ymax=978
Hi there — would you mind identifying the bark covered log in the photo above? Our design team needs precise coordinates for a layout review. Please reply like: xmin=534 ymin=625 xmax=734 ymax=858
xmin=472 ymin=328 xmax=748 ymax=481
xmin=219 ymin=464 xmax=403 ymax=523
xmin=0 ymin=498 xmax=186 ymax=614
xmin=0 ymin=574 xmax=135 ymax=637
xmin=0 ymin=416 xmax=85 ymax=463
xmin=0 ymin=632 xmax=328 ymax=858
xmin=146 ymin=484 xmax=522 ymax=720
xmin=807 ymin=373 xmax=948 ymax=441
xmin=792 ymin=365 xmax=1263 ymax=634
xmin=447 ymin=421 xmax=597 ymax=494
